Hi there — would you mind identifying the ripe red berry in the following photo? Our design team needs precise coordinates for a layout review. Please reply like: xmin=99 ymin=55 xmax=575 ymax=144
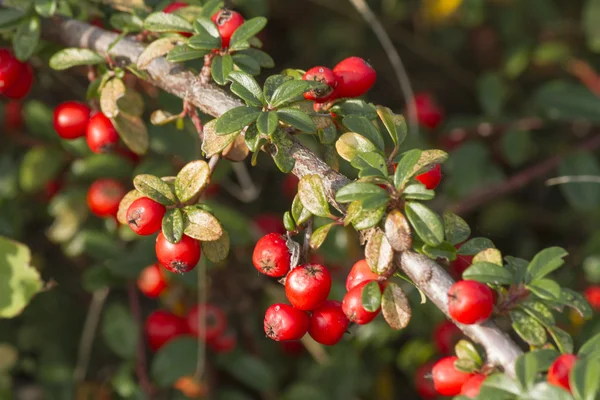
xmin=346 ymin=259 xmax=380 ymax=291
xmin=211 ymin=9 xmax=245 ymax=48
xmin=332 ymin=56 xmax=376 ymax=98
xmin=450 ymin=255 xmax=474 ymax=279
xmin=461 ymin=374 xmax=486 ymax=398
xmin=137 ymin=263 xmax=167 ymax=298
xmin=448 ymin=280 xmax=494 ymax=325
xmin=53 ymin=101 xmax=91 ymax=139
xmin=156 ymin=232 xmax=201 ymax=273
xmin=433 ymin=320 xmax=462 ymax=354
xmin=584 ymin=285 xmax=600 ymax=311
xmin=283 ymin=174 xmax=299 ymax=200
xmin=0 ymin=49 xmax=22 ymax=94
xmin=285 ymin=264 xmax=332 ymax=311
xmin=411 ymin=92 xmax=444 ymax=130
xmin=126 ymin=197 xmax=166 ymax=235
xmin=252 ymin=233 xmax=291 ymax=277
xmin=145 ymin=310 xmax=187 ymax=352
xmin=86 ymin=112 xmax=119 ymax=153
xmin=264 ymin=303 xmax=309 ymax=341
xmin=86 ymin=179 xmax=126 ymax=218
xmin=432 ymin=356 xmax=474 ymax=396
xmin=186 ymin=304 xmax=227 ymax=342
xmin=414 ymin=361 xmax=438 ymax=400
xmin=163 ymin=2 xmax=192 ymax=37
xmin=308 ymin=300 xmax=349 ymax=345
xmin=302 ymin=66 xmax=339 ymax=102
xmin=4 ymin=101 xmax=23 ymax=131
xmin=4 ymin=62 xmax=34 ymax=100
xmin=253 ymin=214 xmax=285 ymax=235
xmin=209 ymin=329 xmax=237 ymax=353
xmin=415 ymin=164 xmax=442 ymax=190
xmin=342 ymin=280 xmax=381 ymax=324
xmin=548 ymin=354 xmax=577 ymax=392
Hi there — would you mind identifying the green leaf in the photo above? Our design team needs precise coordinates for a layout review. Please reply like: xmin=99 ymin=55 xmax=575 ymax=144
xmin=243 ymin=123 xmax=262 ymax=153
xmin=463 ymin=262 xmax=514 ymax=284
xmin=404 ymin=202 xmax=444 ymax=246
xmin=202 ymin=120 xmax=239 ymax=157
xmin=144 ymin=12 xmax=194 ymax=33
xmin=49 ymin=48 xmax=105 ymax=70
xmin=117 ymin=90 xmax=144 ymax=117
xmin=526 ymin=247 xmax=568 ymax=282
xmin=335 ymin=132 xmax=378 ymax=162
xmin=558 ymin=288 xmax=593 ymax=320
xmin=547 ymin=325 xmax=574 ymax=354
xmin=13 ymin=17 xmax=40 ymax=61
xmin=381 ymin=282 xmax=411 ymax=330
xmin=101 ymin=303 xmax=137 ymax=359
xmin=0 ymin=237 xmax=43 ymax=318
xmin=511 ymin=311 xmax=547 ymax=347
xmin=137 ymin=38 xmax=176 ymax=70
xmin=515 ymin=350 xmax=546 ymax=390
xmin=215 ymin=106 xmax=261 ymax=134
xmin=346 ymin=201 xmax=386 ymax=230
xmin=376 ymin=106 xmax=407 ymax=148
xmin=394 ymin=149 xmax=422 ymax=190
xmin=482 ymin=373 xmax=522 ymax=396
xmin=188 ymin=30 xmax=221 ymax=50
xmin=229 ymin=17 xmax=267 ymax=49
xmin=217 ymin=354 xmax=276 ymax=392
xmin=19 ymin=147 xmax=63 ymax=192
xmin=457 ymin=237 xmax=495 ymax=255
xmin=200 ymin=0 xmax=223 ymax=18
xmin=556 ymin=152 xmax=600 ymax=210
xmin=533 ymin=82 xmax=600 ymax=123
xmin=351 ymin=152 xmax=388 ymax=176
xmin=100 ymin=78 xmax=126 ymax=118
xmin=270 ymin=129 xmax=296 ymax=173
xmin=292 ymin=195 xmax=312 ymax=225
xmin=133 ymin=174 xmax=178 ymax=205
xmin=0 ymin=8 xmax=25 ymax=29
xmin=183 ymin=206 xmax=223 ymax=241
xmin=578 ymin=332 xmax=600 ymax=358
xmin=361 ymin=281 xmax=382 ymax=312
xmin=269 ymin=80 xmax=324 ymax=108
xmin=165 ymin=45 xmax=208 ymax=62
xmin=330 ymin=99 xmax=378 ymax=118
xmin=520 ymin=301 xmax=555 ymax=327
xmin=112 ymin=113 xmax=149 ymax=155
xmin=477 ymin=72 xmax=508 ymax=117
xmin=521 ymin=383 xmax=573 ymax=400
xmin=110 ymin=13 xmax=144 ymax=32
xmin=161 ymin=208 xmax=184 ymax=244
xmin=365 ymin=229 xmax=394 ymax=274
xmin=455 ymin=340 xmax=483 ymax=366
xmin=343 ymin=116 xmax=385 ymax=151
xmin=232 ymin=53 xmax=261 ymax=75
xmin=527 ymin=278 xmax=561 ymax=300
xmin=283 ymin=212 xmax=295 ymax=232
xmin=584 ymin=0 xmax=600 ymax=52
xmin=264 ymin=75 xmax=292 ymax=102
xmin=310 ymin=223 xmax=334 ymax=250
xmin=454 ymin=358 xmax=480 ymax=373
xmin=423 ymin=241 xmax=457 ymax=261
xmin=201 ymin=230 xmax=230 ymax=263
xmin=277 ymin=108 xmax=316 ymax=133
xmin=175 ymin=160 xmax=210 ymax=203
xmin=443 ymin=211 xmax=471 ymax=246
xmin=193 ymin=16 xmax=220 ymax=38
xmin=256 ymin=111 xmax=279 ymax=136
xmin=335 ymin=182 xmax=388 ymax=203
xmin=228 ymin=71 xmax=263 ymax=107
xmin=210 ymin=54 xmax=233 ymax=85
xmin=402 ymin=183 xmax=435 ymax=201
xmin=238 ymin=48 xmax=274 ymax=68
xmin=501 ymin=129 xmax=534 ymax=167
xmin=298 ymin=175 xmax=330 ymax=218
xmin=151 ymin=337 xmax=198 ymax=387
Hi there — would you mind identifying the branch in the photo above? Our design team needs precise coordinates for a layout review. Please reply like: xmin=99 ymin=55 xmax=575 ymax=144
xmin=40 ymin=16 xmax=523 ymax=376
xmin=127 ymin=282 xmax=155 ymax=397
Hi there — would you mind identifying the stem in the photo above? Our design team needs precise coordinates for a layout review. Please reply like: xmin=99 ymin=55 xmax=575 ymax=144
xmin=302 ymin=218 xmax=313 ymax=263
xmin=127 ymin=282 xmax=155 ymax=397
xmin=194 ymin=261 xmax=207 ymax=381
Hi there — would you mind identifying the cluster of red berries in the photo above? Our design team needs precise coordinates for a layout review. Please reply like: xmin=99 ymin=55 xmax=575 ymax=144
xmin=0 ymin=48 xmax=34 ymax=100
xmin=302 ymin=56 xmax=377 ymax=103
xmin=430 ymin=356 xmax=487 ymax=398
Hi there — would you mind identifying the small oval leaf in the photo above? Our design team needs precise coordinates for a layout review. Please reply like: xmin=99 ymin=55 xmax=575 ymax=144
xmin=175 ymin=160 xmax=210 ymax=203
xmin=162 ymin=208 xmax=184 ymax=244
xmin=201 ymin=231 xmax=230 ymax=263
xmin=298 ymin=175 xmax=331 ymax=218
xmin=183 ymin=207 xmax=223 ymax=241
xmin=384 ymin=209 xmax=412 ymax=252
xmin=365 ymin=229 xmax=394 ymax=275
xmin=133 ymin=174 xmax=178 ymax=205
xmin=381 ymin=282 xmax=411 ymax=330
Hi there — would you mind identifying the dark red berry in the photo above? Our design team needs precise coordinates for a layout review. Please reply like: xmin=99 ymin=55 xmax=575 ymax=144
xmin=53 ymin=101 xmax=91 ymax=139
xmin=156 ymin=232 xmax=201 ymax=273
xmin=86 ymin=179 xmax=126 ymax=218
xmin=548 ymin=354 xmax=577 ymax=392
xmin=137 ymin=263 xmax=167 ymax=298
xmin=411 ymin=92 xmax=444 ymax=130
xmin=308 ymin=300 xmax=349 ymax=345
xmin=211 ymin=9 xmax=245 ymax=48
xmin=285 ymin=264 xmax=332 ymax=311
xmin=4 ymin=62 xmax=34 ymax=100
xmin=342 ymin=280 xmax=381 ymax=324
xmin=4 ymin=101 xmax=23 ymax=131
xmin=346 ymin=259 xmax=380 ymax=291
xmin=415 ymin=164 xmax=442 ymax=190
xmin=252 ymin=233 xmax=291 ymax=277
xmin=332 ymin=56 xmax=376 ymax=98
xmin=432 ymin=356 xmax=474 ymax=396
xmin=450 ymin=250 xmax=474 ymax=279
xmin=145 ymin=310 xmax=187 ymax=352
xmin=44 ymin=179 xmax=62 ymax=202
xmin=280 ymin=341 xmax=304 ymax=355
xmin=186 ymin=304 xmax=227 ymax=342
xmin=0 ymin=49 xmax=22 ymax=94
xmin=126 ymin=197 xmax=166 ymax=235
xmin=433 ymin=320 xmax=462 ymax=354
xmin=86 ymin=112 xmax=119 ymax=153
xmin=89 ymin=17 xmax=104 ymax=28
xmin=461 ymin=374 xmax=486 ymax=398
xmin=164 ymin=2 xmax=192 ymax=37
xmin=283 ymin=174 xmax=299 ymax=200
xmin=448 ymin=280 xmax=494 ymax=325
xmin=253 ymin=214 xmax=285 ymax=235
xmin=264 ymin=303 xmax=309 ymax=341
xmin=302 ymin=66 xmax=339 ymax=102
xmin=209 ymin=329 xmax=237 ymax=353
xmin=585 ymin=285 xmax=600 ymax=311
xmin=414 ymin=361 xmax=438 ymax=400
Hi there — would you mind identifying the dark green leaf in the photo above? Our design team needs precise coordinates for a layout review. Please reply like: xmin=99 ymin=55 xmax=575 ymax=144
xmin=243 ymin=123 xmax=262 ymax=153
xmin=292 ymin=195 xmax=312 ymax=225
xmin=0 ymin=8 xmax=25 ymax=29
xmin=264 ymin=75 xmax=292 ymax=102
xmin=533 ymin=81 xmax=600 ymax=123
xmin=256 ymin=111 xmax=279 ymax=136
xmin=335 ymin=132 xmax=377 ymax=162
xmin=215 ymin=106 xmax=261 ymax=134
xmin=443 ymin=211 xmax=471 ymax=246
xmin=298 ymin=175 xmax=330 ymax=217
xmin=477 ymin=72 xmax=508 ymax=117
xmin=578 ymin=332 xmax=600 ymax=358
xmin=310 ymin=223 xmax=334 ymax=250
xmin=277 ymin=108 xmax=316 ymax=133
xmin=228 ymin=71 xmax=264 ymax=106
xmin=381 ymin=282 xmax=411 ymax=330
xmin=270 ymin=130 xmax=296 ymax=173
xmin=361 ymin=281 xmax=382 ymax=312
xmin=110 ymin=13 xmax=144 ymax=32
xmin=336 ymin=182 xmax=388 ymax=203
xmin=211 ymin=54 xmax=233 ymax=85
xmin=217 ymin=354 xmax=276 ymax=392
xmin=511 ymin=311 xmax=547 ymax=347
xmin=19 ymin=147 xmax=63 ymax=192
xmin=269 ymin=80 xmax=324 ymax=108
xmin=13 ymin=17 xmax=40 ymax=61
xmin=229 ymin=17 xmax=267 ymax=49
xmin=330 ymin=99 xmax=378 ymax=118
xmin=558 ymin=288 xmax=593 ymax=320
xmin=463 ymin=262 xmax=514 ymax=284
xmin=547 ymin=325 xmax=574 ymax=354
xmin=351 ymin=152 xmax=388 ymax=176
xmin=457 ymin=237 xmax=495 ymax=255
xmin=394 ymin=149 xmax=422 ymax=190
xmin=526 ymin=247 xmax=568 ymax=282
xmin=193 ymin=16 xmax=220 ymax=38
xmin=200 ymin=0 xmax=223 ymax=18
xmin=521 ymin=383 xmax=573 ymax=400
xmin=343 ymin=115 xmax=385 ymax=151
xmin=515 ymin=350 xmax=545 ymax=390
xmin=376 ymin=105 xmax=407 ymax=148
xmin=144 ymin=12 xmax=194 ymax=33
xmin=402 ymin=183 xmax=435 ymax=201
xmin=283 ymin=212 xmax=295 ymax=232
xmin=133 ymin=174 xmax=177 ymax=205
xmin=166 ymin=45 xmax=209 ymax=62
xmin=201 ymin=230 xmax=230 ymax=263
xmin=188 ymin=30 xmax=221 ymax=50
xmin=520 ymin=301 xmax=555 ymax=327
xmin=238 ymin=48 xmax=274 ymax=68
xmin=161 ymin=208 xmax=184 ymax=244
xmin=556 ymin=152 xmax=600 ymax=210
xmin=49 ymin=48 xmax=105 ymax=70
xmin=423 ymin=241 xmax=457 ymax=261
xmin=151 ymin=338 xmax=198 ymax=387
xmin=346 ymin=200 xmax=386 ymax=230
xmin=101 ymin=303 xmax=137 ymax=359
xmin=231 ymin=54 xmax=259 ymax=75
xmin=404 ymin=201 xmax=444 ymax=246
xmin=527 ymin=278 xmax=561 ymax=300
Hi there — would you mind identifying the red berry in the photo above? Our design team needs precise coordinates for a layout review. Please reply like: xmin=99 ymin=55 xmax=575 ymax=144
xmin=461 ymin=374 xmax=486 ymax=398
xmin=431 ymin=356 xmax=474 ymax=396
xmin=548 ymin=354 xmax=577 ymax=392
xmin=145 ymin=310 xmax=187 ymax=352
xmin=433 ymin=320 xmax=462 ymax=354
xmin=86 ymin=179 xmax=126 ymax=218
xmin=4 ymin=101 xmax=23 ymax=131
xmin=156 ymin=232 xmax=201 ymax=273
xmin=4 ymin=62 xmax=34 ymax=100
xmin=411 ymin=92 xmax=444 ymax=130
xmin=264 ymin=303 xmax=309 ymax=341
xmin=53 ymin=101 xmax=91 ymax=139
xmin=332 ymin=56 xmax=376 ymax=98
xmin=346 ymin=259 xmax=380 ymax=291
xmin=253 ymin=214 xmax=285 ymax=235
xmin=86 ymin=112 xmax=119 ymax=153
xmin=285 ymin=264 xmax=332 ymax=311
xmin=448 ymin=280 xmax=494 ymax=325
xmin=585 ymin=285 xmax=600 ymax=311
xmin=163 ymin=2 xmax=192 ymax=37
xmin=44 ymin=179 xmax=62 ymax=201
xmin=302 ymin=66 xmax=339 ymax=102
xmin=450 ymin=255 xmax=474 ymax=279
xmin=0 ymin=49 xmax=22 ymax=94
xmin=209 ymin=329 xmax=237 ymax=353
xmin=126 ymin=197 xmax=166 ymax=235
xmin=414 ymin=361 xmax=438 ymax=400
xmin=283 ymin=174 xmax=299 ymax=200
xmin=415 ymin=164 xmax=442 ymax=190
xmin=252 ymin=233 xmax=291 ymax=277
xmin=211 ymin=9 xmax=245 ymax=48
xmin=186 ymin=304 xmax=227 ymax=342
xmin=308 ymin=300 xmax=349 ymax=345
xmin=137 ymin=263 xmax=167 ymax=298
xmin=342 ymin=280 xmax=381 ymax=324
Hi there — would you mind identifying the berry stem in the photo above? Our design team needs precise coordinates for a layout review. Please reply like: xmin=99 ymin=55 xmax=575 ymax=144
xmin=302 ymin=218 xmax=313 ymax=263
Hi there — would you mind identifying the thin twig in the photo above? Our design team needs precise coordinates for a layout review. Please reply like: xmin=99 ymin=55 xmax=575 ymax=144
xmin=127 ymin=282 xmax=155 ymax=397
xmin=302 ymin=218 xmax=313 ymax=263
xmin=73 ymin=288 xmax=110 ymax=383
xmin=194 ymin=260 xmax=207 ymax=381
xmin=208 ymin=154 xmax=220 ymax=172
xmin=546 ymin=175 xmax=600 ymax=186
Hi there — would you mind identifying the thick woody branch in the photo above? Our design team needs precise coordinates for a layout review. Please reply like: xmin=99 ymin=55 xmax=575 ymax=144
xmin=39 ymin=16 xmax=523 ymax=375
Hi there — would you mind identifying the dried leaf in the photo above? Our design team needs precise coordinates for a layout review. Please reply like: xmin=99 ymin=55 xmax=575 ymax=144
xmin=201 ymin=231 xmax=230 ymax=263
xmin=365 ymin=229 xmax=394 ymax=274
xmin=100 ymin=78 xmax=126 ymax=118
xmin=381 ymin=282 xmax=411 ymax=330
xmin=384 ymin=209 xmax=412 ymax=252
xmin=137 ymin=38 xmax=176 ymax=70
